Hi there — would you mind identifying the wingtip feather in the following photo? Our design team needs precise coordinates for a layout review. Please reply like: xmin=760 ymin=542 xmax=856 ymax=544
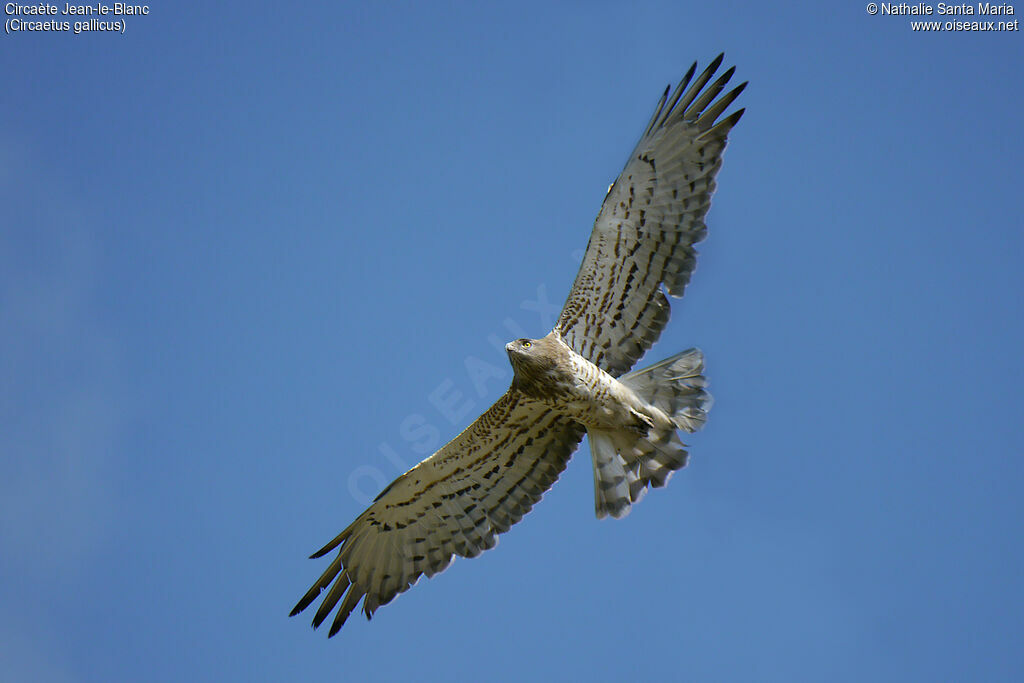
xmin=327 ymin=587 xmax=366 ymax=637
xmin=311 ymin=573 xmax=352 ymax=629
xmin=683 ymin=60 xmax=698 ymax=83
xmin=310 ymin=522 xmax=357 ymax=558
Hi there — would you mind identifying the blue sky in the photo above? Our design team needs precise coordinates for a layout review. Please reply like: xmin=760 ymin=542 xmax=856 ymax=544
xmin=3 ymin=2 xmax=1022 ymax=681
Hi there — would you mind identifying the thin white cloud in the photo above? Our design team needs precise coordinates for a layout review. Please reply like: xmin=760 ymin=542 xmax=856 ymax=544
xmin=0 ymin=137 xmax=122 ymax=584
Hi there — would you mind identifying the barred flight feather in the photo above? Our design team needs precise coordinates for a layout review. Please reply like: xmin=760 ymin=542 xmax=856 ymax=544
xmin=292 ymin=392 xmax=585 ymax=634
xmin=557 ymin=55 xmax=745 ymax=376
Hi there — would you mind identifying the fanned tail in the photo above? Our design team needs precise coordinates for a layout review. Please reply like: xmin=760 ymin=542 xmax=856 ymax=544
xmin=621 ymin=347 xmax=712 ymax=433
xmin=588 ymin=348 xmax=712 ymax=519
xmin=589 ymin=429 xmax=641 ymax=519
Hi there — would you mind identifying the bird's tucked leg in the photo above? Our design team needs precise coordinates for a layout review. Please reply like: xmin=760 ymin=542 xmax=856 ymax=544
xmin=587 ymin=348 xmax=712 ymax=519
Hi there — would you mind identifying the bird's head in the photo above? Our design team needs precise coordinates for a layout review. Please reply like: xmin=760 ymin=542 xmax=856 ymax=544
xmin=505 ymin=338 xmax=538 ymax=359
xmin=505 ymin=335 xmax=573 ymax=398
xmin=506 ymin=337 xmax=550 ymax=392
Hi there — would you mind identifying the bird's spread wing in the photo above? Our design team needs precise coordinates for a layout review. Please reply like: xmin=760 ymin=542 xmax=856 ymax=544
xmin=555 ymin=55 xmax=745 ymax=376
xmin=291 ymin=391 xmax=585 ymax=636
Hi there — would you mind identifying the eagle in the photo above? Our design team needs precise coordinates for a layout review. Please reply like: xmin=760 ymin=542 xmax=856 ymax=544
xmin=292 ymin=55 xmax=745 ymax=636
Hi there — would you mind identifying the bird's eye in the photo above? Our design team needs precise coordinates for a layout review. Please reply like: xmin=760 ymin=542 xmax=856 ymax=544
xmin=522 ymin=340 xmax=532 ymax=348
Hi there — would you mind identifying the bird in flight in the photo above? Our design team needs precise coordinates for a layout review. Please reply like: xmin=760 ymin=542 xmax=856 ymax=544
xmin=292 ymin=54 xmax=745 ymax=636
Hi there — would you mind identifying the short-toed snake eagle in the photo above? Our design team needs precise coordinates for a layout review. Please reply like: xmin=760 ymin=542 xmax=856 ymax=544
xmin=292 ymin=55 xmax=745 ymax=636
